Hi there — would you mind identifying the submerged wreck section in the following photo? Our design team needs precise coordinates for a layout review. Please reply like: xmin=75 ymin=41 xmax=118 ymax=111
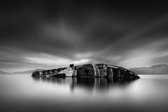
xmin=32 ymin=64 xmax=140 ymax=79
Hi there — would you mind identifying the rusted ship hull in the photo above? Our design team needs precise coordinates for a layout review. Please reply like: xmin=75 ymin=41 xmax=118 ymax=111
xmin=32 ymin=64 xmax=140 ymax=79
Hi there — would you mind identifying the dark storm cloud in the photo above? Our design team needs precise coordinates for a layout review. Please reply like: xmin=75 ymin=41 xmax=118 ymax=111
xmin=1 ymin=1 xmax=168 ymax=72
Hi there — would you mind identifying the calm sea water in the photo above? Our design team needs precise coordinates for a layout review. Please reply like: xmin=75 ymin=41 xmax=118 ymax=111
xmin=0 ymin=74 xmax=168 ymax=112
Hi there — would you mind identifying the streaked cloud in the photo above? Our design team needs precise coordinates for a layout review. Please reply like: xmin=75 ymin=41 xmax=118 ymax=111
xmin=0 ymin=1 xmax=168 ymax=72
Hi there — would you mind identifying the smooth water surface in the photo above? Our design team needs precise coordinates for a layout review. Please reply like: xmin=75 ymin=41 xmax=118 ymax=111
xmin=0 ymin=74 xmax=168 ymax=112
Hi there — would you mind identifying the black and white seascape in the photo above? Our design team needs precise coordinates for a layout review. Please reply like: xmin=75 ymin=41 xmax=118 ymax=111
xmin=1 ymin=1 xmax=168 ymax=112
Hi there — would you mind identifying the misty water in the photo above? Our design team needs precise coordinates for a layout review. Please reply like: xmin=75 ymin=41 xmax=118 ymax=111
xmin=1 ymin=74 xmax=168 ymax=112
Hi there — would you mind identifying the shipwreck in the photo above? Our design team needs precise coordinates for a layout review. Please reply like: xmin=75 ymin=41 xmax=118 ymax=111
xmin=32 ymin=63 xmax=140 ymax=79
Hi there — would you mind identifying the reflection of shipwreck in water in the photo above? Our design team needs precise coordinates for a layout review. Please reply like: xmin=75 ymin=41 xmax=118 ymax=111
xmin=32 ymin=76 xmax=137 ymax=91
xmin=32 ymin=63 xmax=140 ymax=79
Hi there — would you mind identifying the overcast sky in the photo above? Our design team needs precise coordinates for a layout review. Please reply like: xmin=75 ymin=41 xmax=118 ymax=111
xmin=0 ymin=1 xmax=168 ymax=72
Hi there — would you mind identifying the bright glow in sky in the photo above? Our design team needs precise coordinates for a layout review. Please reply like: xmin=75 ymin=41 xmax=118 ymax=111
xmin=25 ymin=53 xmax=90 ymax=67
